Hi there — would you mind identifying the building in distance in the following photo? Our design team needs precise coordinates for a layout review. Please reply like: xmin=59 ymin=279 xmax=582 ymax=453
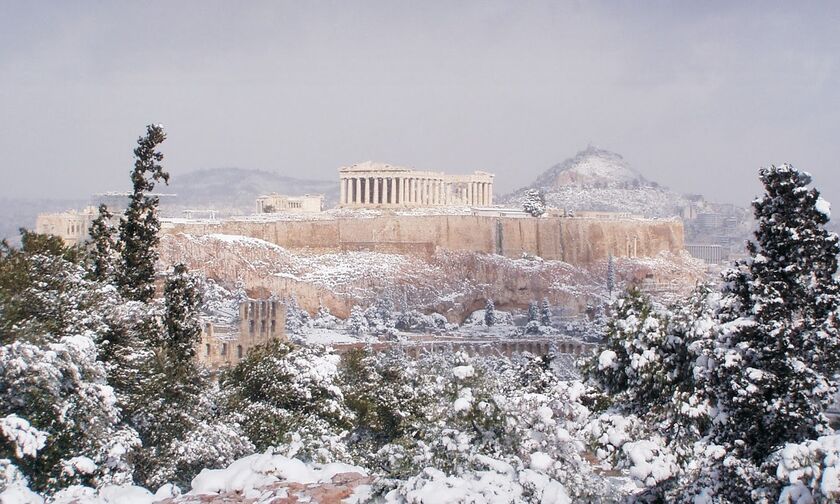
xmin=255 ymin=193 xmax=324 ymax=214
xmin=338 ymin=161 xmax=494 ymax=208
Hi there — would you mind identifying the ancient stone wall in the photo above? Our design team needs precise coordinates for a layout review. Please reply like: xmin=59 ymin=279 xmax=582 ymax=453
xmin=163 ymin=214 xmax=683 ymax=265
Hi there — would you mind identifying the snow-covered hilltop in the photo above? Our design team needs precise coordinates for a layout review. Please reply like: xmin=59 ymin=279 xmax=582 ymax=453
xmin=502 ymin=147 xmax=689 ymax=218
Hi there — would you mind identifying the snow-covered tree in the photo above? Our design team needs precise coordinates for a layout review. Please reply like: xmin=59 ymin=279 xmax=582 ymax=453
xmin=539 ymin=298 xmax=552 ymax=327
xmin=162 ymin=263 xmax=202 ymax=368
xmin=221 ymin=341 xmax=353 ymax=454
xmin=0 ymin=333 xmax=140 ymax=492
xmin=346 ymin=306 xmax=369 ymax=336
xmin=694 ymin=165 xmax=840 ymax=501
xmin=484 ymin=299 xmax=496 ymax=327
xmin=0 ymin=233 xmax=112 ymax=345
xmin=523 ymin=189 xmax=546 ymax=217
xmin=88 ymin=204 xmax=117 ymax=283
xmin=585 ymin=289 xmax=670 ymax=412
xmin=527 ymin=301 xmax=539 ymax=323
xmin=116 ymin=124 xmax=169 ymax=302
xmin=283 ymin=296 xmax=310 ymax=336
xmin=606 ymin=253 xmax=615 ymax=298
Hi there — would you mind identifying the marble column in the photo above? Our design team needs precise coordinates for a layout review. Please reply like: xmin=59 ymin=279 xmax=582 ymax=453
xmin=340 ymin=178 xmax=346 ymax=205
xmin=354 ymin=178 xmax=360 ymax=206
xmin=372 ymin=176 xmax=378 ymax=205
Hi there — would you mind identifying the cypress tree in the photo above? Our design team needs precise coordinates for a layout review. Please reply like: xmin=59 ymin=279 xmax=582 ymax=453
xmin=88 ymin=204 xmax=117 ymax=282
xmin=162 ymin=263 xmax=203 ymax=368
xmin=539 ymin=298 xmax=552 ymax=326
xmin=484 ymin=299 xmax=496 ymax=327
xmin=116 ymin=124 xmax=169 ymax=302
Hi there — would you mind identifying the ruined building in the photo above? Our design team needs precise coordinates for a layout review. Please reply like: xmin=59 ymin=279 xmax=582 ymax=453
xmin=197 ymin=299 xmax=286 ymax=369
xmin=35 ymin=207 xmax=99 ymax=246
xmin=338 ymin=161 xmax=494 ymax=208
xmin=255 ymin=193 xmax=324 ymax=214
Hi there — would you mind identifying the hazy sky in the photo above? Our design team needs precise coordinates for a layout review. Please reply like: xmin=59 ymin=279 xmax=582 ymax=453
xmin=1 ymin=1 xmax=839 ymax=208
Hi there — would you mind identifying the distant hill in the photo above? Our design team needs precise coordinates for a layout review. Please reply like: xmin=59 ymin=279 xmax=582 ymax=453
xmin=162 ymin=167 xmax=338 ymax=216
xmin=501 ymin=146 xmax=688 ymax=218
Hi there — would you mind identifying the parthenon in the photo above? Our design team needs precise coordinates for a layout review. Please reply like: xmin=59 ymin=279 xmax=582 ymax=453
xmin=339 ymin=161 xmax=494 ymax=208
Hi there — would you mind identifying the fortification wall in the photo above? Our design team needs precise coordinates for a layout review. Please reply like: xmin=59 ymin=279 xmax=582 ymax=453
xmin=163 ymin=214 xmax=683 ymax=264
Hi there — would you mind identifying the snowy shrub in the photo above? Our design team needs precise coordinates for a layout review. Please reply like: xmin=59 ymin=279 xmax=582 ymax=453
xmin=384 ymin=457 xmax=572 ymax=504
xmin=522 ymin=189 xmax=547 ymax=218
xmin=0 ymin=333 xmax=140 ymax=492
xmin=283 ymin=297 xmax=311 ymax=336
xmin=394 ymin=310 xmax=450 ymax=333
xmin=221 ymin=341 xmax=353 ymax=453
xmin=464 ymin=308 xmax=513 ymax=327
xmin=364 ymin=298 xmax=396 ymax=335
xmin=312 ymin=306 xmax=340 ymax=329
xmin=346 ymin=306 xmax=370 ymax=335
xmin=774 ymin=434 xmax=840 ymax=503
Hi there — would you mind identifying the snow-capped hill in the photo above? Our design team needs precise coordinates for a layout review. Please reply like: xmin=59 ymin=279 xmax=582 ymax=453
xmin=503 ymin=147 xmax=688 ymax=218
xmin=532 ymin=146 xmax=647 ymax=189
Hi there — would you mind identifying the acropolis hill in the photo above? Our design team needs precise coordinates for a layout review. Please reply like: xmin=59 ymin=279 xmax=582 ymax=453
xmin=162 ymin=212 xmax=683 ymax=265
xmin=161 ymin=161 xmax=685 ymax=265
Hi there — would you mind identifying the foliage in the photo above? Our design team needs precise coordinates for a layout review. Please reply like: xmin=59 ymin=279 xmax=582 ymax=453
xmin=523 ymin=189 xmax=547 ymax=217
xmin=484 ymin=299 xmax=496 ymax=327
xmin=116 ymin=124 xmax=169 ymax=302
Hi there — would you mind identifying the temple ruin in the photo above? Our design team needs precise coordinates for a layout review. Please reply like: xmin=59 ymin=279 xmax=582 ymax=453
xmin=338 ymin=161 xmax=494 ymax=208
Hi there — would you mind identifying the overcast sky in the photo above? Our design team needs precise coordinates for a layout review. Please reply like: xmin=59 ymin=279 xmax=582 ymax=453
xmin=1 ymin=1 xmax=839 ymax=208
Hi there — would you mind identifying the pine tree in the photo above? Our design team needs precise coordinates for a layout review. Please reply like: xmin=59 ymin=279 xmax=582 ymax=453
xmin=699 ymin=165 xmax=840 ymax=501
xmin=606 ymin=253 xmax=615 ymax=298
xmin=88 ymin=204 xmax=117 ymax=282
xmin=522 ymin=189 xmax=546 ymax=217
xmin=116 ymin=124 xmax=169 ymax=302
xmin=484 ymin=299 xmax=496 ymax=327
xmin=540 ymin=298 xmax=552 ymax=326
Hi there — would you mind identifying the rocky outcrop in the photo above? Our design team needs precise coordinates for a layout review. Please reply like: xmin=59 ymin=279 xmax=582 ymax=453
xmin=163 ymin=214 xmax=683 ymax=265
xmin=159 ymin=233 xmax=703 ymax=321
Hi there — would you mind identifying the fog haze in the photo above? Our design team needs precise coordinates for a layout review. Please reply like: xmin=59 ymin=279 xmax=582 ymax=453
xmin=1 ymin=1 xmax=839 ymax=208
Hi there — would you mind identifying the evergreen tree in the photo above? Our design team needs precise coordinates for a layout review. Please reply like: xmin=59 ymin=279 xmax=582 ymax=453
xmin=88 ymin=204 xmax=117 ymax=283
xmin=693 ymin=165 xmax=840 ymax=501
xmin=522 ymin=189 xmax=547 ymax=217
xmin=540 ymin=298 xmax=552 ymax=326
xmin=527 ymin=301 xmax=539 ymax=323
xmin=162 ymin=263 xmax=202 ymax=368
xmin=0 ymin=231 xmax=108 ymax=345
xmin=585 ymin=289 xmax=669 ymax=412
xmin=484 ymin=299 xmax=496 ymax=327
xmin=116 ymin=124 xmax=169 ymax=302
xmin=712 ymin=165 xmax=839 ymax=458
xmin=606 ymin=253 xmax=615 ymax=298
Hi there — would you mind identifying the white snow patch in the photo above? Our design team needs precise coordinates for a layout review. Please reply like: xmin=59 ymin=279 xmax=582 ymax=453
xmin=816 ymin=196 xmax=831 ymax=219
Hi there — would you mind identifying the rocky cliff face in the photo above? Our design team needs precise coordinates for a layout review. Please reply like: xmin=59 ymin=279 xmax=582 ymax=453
xmin=159 ymin=233 xmax=704 ymax=321
xmin=164 ymin=213 xmax=684 ymax=265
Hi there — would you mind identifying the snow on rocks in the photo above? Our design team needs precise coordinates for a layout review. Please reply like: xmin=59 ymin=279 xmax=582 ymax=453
xmin=183 ymin=452 xmax=369 ymax=503
xmin=385 ymin=462 xmax=571 ymax=504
